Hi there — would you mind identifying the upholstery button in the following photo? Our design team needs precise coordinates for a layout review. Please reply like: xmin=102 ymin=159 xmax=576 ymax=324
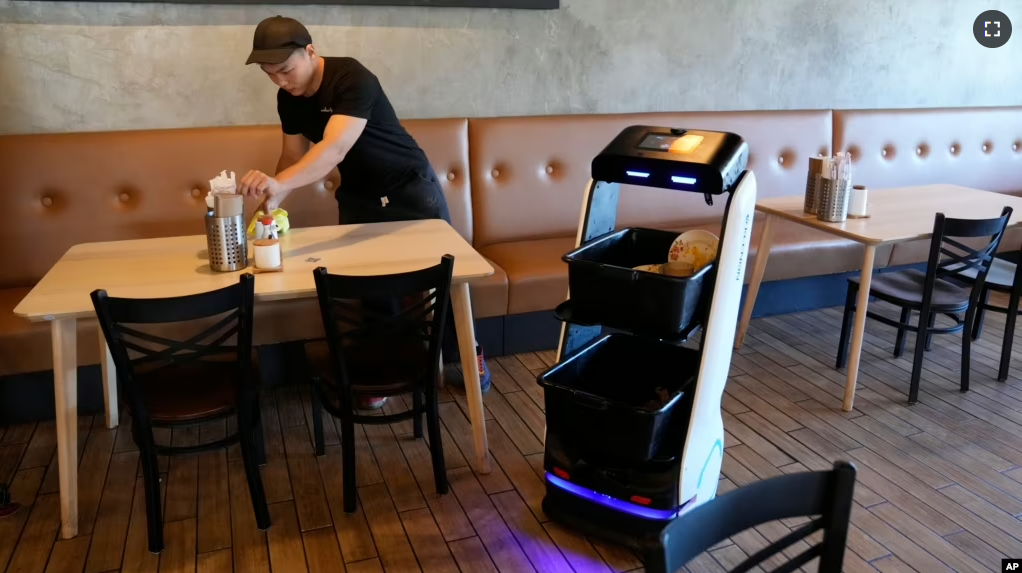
xmin=191 ymin=188 xmax=201 ymax=197
xmin=491 ymin=169 xmax=500 ymax=178
xmin=546 ymin=165 xmax=554 ymax=174
xmin=446 ymin=172 xmax=456 ymax=181
xmin=41 ymin=196 xmax=53 ymax=207
xmin=119 ymin=192 xmax=130 ymax=203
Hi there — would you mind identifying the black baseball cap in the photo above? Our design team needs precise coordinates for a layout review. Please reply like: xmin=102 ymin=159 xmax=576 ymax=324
xmin=245 ymin=16 xmax=313 ymax=65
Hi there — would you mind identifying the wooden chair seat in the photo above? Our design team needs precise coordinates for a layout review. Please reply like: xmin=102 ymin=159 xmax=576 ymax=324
xmin=133 ymin=358 xmax=243 ymax=423
xmin=849 ymin=269 xmax=971 ymax=311
xmin=305 ymin=337 xmax=430 ymax=399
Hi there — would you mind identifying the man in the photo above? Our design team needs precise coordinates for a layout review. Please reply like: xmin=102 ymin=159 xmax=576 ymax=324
xmin=239 ymin=15 xmax=490 ymax=408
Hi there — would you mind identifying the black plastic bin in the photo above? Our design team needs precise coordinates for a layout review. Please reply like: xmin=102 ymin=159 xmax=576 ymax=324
xmin=562 ymin=227 xmax=714 ymax=338
xmin=537 ymin=333 xmax=699 ymax=464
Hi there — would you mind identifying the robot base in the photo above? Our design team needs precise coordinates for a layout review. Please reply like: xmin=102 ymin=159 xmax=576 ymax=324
xmin=541 ymin=480 xmax=694 ymax=560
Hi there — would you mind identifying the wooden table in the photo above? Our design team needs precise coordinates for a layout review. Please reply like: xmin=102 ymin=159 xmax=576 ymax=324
xmin=734 ymin=184 xmax=1022 ymax=412
xmin=13 ymin=219 xmax=495 ymax=540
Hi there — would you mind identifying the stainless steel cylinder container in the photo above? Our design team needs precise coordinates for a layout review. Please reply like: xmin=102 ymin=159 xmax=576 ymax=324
xmin=205 ymin=212 xmax=248 ymax=272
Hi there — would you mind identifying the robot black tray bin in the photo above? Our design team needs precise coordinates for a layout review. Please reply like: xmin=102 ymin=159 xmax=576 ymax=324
xmin=560 ymin=228 xmax=713 ymax=339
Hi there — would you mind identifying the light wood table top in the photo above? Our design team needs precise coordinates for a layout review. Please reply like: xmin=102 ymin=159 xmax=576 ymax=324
xmin=14 ymin=218 xmax=494 ymax=322
xmin=756 ymin=184 xmax=1022 ymax=245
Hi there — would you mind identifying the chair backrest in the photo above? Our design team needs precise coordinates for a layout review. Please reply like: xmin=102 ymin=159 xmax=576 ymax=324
xmin=650 ymin=461 xmax=856 ymax=573
xmin=922 ymin=207 xmax=1013 ymax=311
xmin=90 ymin=274 xmax=256 ymax=425
xmin=311 ymin=255 xmax=455 ymax=400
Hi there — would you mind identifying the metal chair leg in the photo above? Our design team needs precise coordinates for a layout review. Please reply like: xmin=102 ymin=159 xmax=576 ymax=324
xmin=999 ymin=290 xmax=1021 ymax=382
xmin=836 ymin=283 xmax=856 ymax=369
xmin=894 ymin=308 xmax=910 ymax=358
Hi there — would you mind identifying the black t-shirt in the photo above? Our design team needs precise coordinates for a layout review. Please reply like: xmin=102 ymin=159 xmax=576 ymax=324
xmin=276 ymin=56 xmax=432 ymax=196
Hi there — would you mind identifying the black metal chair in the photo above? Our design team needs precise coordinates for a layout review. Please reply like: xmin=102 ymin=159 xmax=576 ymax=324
xmin=90 ymin=274 xmax=271 ymax=553
xmin=836 ymin=208 xmax=1013 ymax=403
xmin=306 ymin=255 xmax=454 ymax=513
xmin=950 ymin=252 xmax=1022 ymax=382
xmin=647 ymin=461 xmax=856 ymax=573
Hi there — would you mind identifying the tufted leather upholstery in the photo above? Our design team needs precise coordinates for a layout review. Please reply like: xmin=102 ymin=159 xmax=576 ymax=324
xmin=4 ymin=106 xmax=1021 ymax=376
xmin=835 ymin=107 xmax=1022 ymax=266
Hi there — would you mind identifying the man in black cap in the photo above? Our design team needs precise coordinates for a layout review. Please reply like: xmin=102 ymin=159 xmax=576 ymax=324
xmin=239 ymin=16 xmax=491 ymax=408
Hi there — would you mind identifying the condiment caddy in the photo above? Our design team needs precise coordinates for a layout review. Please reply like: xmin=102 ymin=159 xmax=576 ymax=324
xmin=802 ymin=152 xmax=870 ymax=222
xmin=203 ymin=170 xmax=285 ymax=273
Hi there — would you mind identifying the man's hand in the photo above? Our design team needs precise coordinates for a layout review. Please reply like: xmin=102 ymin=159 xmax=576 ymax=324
xmin=239 ymin=170 xmax=286 ymax=209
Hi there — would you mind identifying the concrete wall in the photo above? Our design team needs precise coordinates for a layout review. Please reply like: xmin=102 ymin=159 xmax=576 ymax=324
xmin=0 ymin=0 xmax=1019 ymax=135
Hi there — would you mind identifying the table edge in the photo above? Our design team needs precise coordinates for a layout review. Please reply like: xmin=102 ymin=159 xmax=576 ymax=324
xmin=756 ymin=206 xmax=884 ymax=246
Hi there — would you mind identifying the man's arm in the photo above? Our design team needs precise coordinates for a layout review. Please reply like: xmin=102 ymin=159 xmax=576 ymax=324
xmin=257 ymin=133 xmax=310 ymax=210
xmin=277 ymin=132 xmax=309 ymax=175
xmin=275 ymin=115 xmax=365 ymax=192
xmin=239 ymin=115 xmax=365 ymax=204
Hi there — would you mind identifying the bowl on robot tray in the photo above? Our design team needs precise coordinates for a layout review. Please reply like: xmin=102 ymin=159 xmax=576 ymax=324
xmin=537 ymin=333 xmax=699 ymax=464
xmin=562 ymin=228 xmax=715 ymax=338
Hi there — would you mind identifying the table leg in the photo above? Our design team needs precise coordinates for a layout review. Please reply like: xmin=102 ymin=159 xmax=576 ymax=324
xmin=52 ymin=318 xmax=79 ymax=539
xmin=734 ymin=214 xmax=775 ymax=349
xmin=449 ymin=282 xmax=492 ymax=474
xmin=842 ymin=246 xmax=877 ymax=412
xmin=99 ymin=334 xmax=118 ymax=429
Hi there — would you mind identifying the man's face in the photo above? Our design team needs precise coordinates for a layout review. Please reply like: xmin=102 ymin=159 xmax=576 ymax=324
xmin=261 ymin=47 xmax=315 ymax=96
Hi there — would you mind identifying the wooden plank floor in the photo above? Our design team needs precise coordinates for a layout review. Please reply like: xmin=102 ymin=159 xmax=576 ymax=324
xmin=3 ymin=298 xmax=1022 ymax=572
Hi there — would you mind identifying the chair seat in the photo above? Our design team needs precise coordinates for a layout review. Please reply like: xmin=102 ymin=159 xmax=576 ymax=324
xmin=133 ymin=358 xmax=243 ymax=423
xmin=850 ymin=269 xmax=971 ymax=311
xmin=305 ymin=337 xmax=432 ymax=399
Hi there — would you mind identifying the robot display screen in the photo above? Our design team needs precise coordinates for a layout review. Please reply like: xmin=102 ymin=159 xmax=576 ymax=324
xmin=636 ymin=133 xmax=705 ymax=155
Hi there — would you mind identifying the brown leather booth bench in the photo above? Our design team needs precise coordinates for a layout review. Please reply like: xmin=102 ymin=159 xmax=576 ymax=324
xmin=2 ymin=106 xmax=1021 ymax=420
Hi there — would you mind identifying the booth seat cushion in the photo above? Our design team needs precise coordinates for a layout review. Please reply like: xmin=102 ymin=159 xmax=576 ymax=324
xmin=686 ymin=217 xmax=893 ymax=283
xmin=478 ymin=218 xmax=895 ymax=317
xmin=468 ymin=257 xmax=509 ymax=318
xmin=479 ymin=238 xmax=575 ymax=315
xmin=0 ymin=288 xmax=100 ymax=376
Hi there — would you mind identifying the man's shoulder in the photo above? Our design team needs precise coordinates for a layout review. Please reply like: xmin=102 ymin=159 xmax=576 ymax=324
xmin=324 ymin=56 xmax=378 ymax=85
xmin=326 ymin=56 xmax=371 ymax=72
